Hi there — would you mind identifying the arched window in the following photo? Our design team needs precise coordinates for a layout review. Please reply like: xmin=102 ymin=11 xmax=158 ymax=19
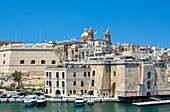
xmin=31 ymin=60 xmax=35 ymax=64
xmin=52 ymin=60 xmax=56 ymax=64
xmin=114 ymin=71 xmax=116 ymax=76
xmin=70 ymin=90 xmax=72 ymax=94
xmin=41 ymin=60 xmax=45 ymax=64
xmin=20 ymin=60 xmax=24 ymax=64
xmin=3 ymin=60 xmax=5 ymax=64
xmin=92 ymin=70 xmax=95 ymax=76
xmin=148 ymin=71 xmax=151 ymax=79
xmin=73 ymin=90 xmax=76 ymax=94
xmin=147 ymin=81 xmax=151 ymax=89
xmin=56 ymin=72 xmax=59 ymax=79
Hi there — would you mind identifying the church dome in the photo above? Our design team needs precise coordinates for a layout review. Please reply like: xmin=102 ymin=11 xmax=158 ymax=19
xmin=80 ymin=28 xmax=88 ymax=41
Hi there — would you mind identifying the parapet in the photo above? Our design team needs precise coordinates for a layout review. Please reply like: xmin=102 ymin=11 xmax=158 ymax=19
xmin=0 ymin=43 xmax=54 ymax=50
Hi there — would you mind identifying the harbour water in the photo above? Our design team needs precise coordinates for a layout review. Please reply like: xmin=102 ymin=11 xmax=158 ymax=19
xmin=1 ymin=102 xmax=170 ymax=112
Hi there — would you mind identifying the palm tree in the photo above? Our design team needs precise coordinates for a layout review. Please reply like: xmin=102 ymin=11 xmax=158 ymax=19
xmin=11 ymin=70 xmax=23 ymax=89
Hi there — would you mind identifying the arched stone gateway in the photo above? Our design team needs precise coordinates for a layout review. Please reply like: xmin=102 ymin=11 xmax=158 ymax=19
xmin=56 ymin=90 xmax=61 ymax=95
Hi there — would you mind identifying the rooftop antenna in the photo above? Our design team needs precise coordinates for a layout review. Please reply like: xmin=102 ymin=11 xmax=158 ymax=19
xmin=39 ymin=28 xmax=42 ymax=43
xmin=15 ymin=27 xmax=17 ymax=43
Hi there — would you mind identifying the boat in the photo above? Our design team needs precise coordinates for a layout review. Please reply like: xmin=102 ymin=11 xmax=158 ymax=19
xmin=36 ymin=95 xmax=47 ymax=106
xmin=87 ymin=100 xmax=94 ymax=105
xmin=74 ymin=96 xmax=84 ymax=106
xmin=24 ymin=95 xmax=37 ymax=106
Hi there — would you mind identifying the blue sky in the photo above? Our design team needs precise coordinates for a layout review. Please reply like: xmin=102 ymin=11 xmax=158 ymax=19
xmin=0 ymin=0 xmax=170 ymax=47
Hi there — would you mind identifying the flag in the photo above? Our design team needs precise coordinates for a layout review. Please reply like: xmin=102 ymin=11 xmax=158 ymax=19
xmin=94 ymin=31 xmax=97 ymax=35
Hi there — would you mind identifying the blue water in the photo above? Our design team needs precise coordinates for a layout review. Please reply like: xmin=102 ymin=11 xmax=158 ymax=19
xmin=1 ymin=102 xmax=170 ymax=112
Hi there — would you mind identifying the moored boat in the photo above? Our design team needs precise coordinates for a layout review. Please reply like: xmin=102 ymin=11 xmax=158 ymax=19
xmin=74 ymin=96 xmax=84 ymax=106
xmin=87 ymin=99 xmax=94 ymax=105
xmin=36 ymin=95 xmax=47 ymax=106
xmin=24 ymin=95 xmax=37 ymax=106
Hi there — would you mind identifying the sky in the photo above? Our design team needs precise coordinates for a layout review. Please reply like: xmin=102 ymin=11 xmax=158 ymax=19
xmin=0 ymin=0 xmax=170 ymax=47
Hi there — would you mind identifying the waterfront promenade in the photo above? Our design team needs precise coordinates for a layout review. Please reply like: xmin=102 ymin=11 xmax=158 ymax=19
xmin=0 ymin=96 xmax=118 ymax=103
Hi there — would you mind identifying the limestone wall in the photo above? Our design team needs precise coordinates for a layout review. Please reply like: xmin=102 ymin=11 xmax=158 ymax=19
xmin=0 ymin=43 xmax=59 ymax=87
xmin=90 ymin=64 xmax=105 ymax=96
xmin=112 ymin=65 xmax=126 ymax=98
xmin=124 ymin=64 xmax=139 ymax=96
xmin=155 ymin=63 xmax=170 ymax=95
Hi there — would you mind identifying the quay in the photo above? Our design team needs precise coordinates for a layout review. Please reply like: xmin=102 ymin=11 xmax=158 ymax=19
xmin=133 ymin=100 xmax=170 ymax=106
xmin=0 ymin=97 xmax=119 ymax=103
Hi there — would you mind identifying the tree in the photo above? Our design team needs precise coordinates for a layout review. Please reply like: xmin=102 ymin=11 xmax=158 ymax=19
xmin=11 ymin=83 xmax=15 ymax=91
xmin=54 ymin=46 xmax=65 ymax=63
xmin=11 ymin=70 xmax=23 ymax=89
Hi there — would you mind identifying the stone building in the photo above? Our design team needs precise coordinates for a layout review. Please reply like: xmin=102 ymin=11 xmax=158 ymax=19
xmin=45 ymin=64 xmax=94 ymax=96
xmin=66 ymin=26 xmax=113 ymax=61
xmin=0 ymin=43 xmax=58 ymax=87
xmin=80 ymin=26 xmax=112 ymax=46
xmin=45 ymin=60 xmax=170 ymax=98
xmin=0 ymin=40 xmax=22 ymax=46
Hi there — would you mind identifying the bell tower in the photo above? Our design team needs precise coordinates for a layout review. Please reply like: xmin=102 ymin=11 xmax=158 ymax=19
xmin=88 ymin=26 xmax=94 ymax=41
xmin=105 ymin=28 xmax=112 ymax=45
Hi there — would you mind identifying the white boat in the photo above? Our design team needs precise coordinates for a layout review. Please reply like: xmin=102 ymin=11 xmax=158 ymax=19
xmin=36 ymin=95 xmax=47 ymax=106
xmin=24 ymin=95 xmax=37 ymax=106
xmin=87 ymin=84 xmax=94 ymax=105
xmin=74 ymin=96 xmax=84 ymax=106
xmin=87 ymin=99 xmax=94 ymax=105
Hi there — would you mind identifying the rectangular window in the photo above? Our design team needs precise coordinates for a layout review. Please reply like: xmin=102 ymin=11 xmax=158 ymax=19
xmin=62 ymin=81 xmax=65 ymax=87
xmin=88 ymin=72 xmax=90 ymax=77
xmin=46 ymin=81 xmax=48 ymax=85
xmin=84 ymin=72 xmax=86 ymax=77
xmin=49 ymin=81 xmax=52 ymax=87
xmin=46 ymin=89 xmax=48 ymax=94
xmin=73 ymin=72 xmax=76 ymax=77
xmin=56 ymin=72 xmax=59 ymax=79
xmin=62 ymin=72 xmax=65 ymax=79
xmin=92 ymin=80 xmax=94 ymax=86
xmin=56 ymin=81 xmax=59 ymax=87
xmin=71 ymin=50 xmax=74 ymax=54
xmin=46 ymin=72 xmax=48 ymax=77
xmin=50 ymin=89 xmax=52 ymax=93
xmin=81 ymin=81 xmax=84 ymax=87
xmin=49 ymin=72 xmax=52 ymax=79
xmin=73 ymin=81 xmax=76 ymax=86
